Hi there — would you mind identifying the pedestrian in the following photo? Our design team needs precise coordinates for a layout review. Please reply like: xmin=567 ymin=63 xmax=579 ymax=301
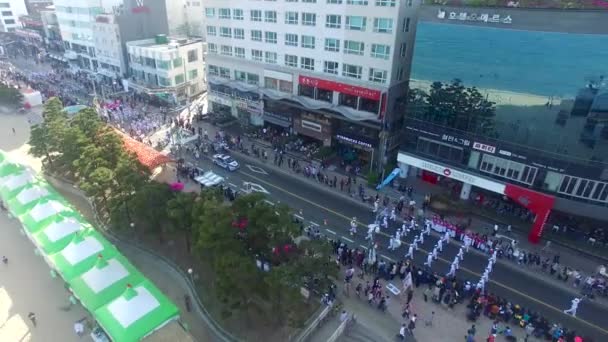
xmin=563 ymin=297 xmax=582 ymax=317
xmin=28 ymin=312 xmax=36 ymax=327
xmin=339 ymin=310 xmax=348 ymax=322
xmin=397 ymin=323 xmax=407 ymax=340
xmin=406 ymin=289 xmax=414 ymax=304
xmin=423 ymin=285 xmax=431 ymax=302
xmin=12 ymin=127 xmax=15 ymax=134
xmin=407 ymin=314 xmax=417 ymax=334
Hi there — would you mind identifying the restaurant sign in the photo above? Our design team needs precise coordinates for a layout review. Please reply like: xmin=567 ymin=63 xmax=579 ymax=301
xmin=336 ymin=134 xmax=373 ymax=149
xmin=299 ymin=75 xmax=381 ymax=101
xmin=437 ymin=9 xmax=512 ymax=24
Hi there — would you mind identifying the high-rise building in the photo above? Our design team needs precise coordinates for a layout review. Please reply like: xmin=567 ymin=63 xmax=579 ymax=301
xmin=0 ymin=0 xmax=28 ymax=32
xmin=397 ymin=2 xmax=608 ymax=242
xmin=204 ymin=0 xmax=421 ymax=172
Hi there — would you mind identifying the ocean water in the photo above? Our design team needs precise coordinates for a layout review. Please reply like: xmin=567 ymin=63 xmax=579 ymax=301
xmin=411 ymin=22 xmax=608 ymax=98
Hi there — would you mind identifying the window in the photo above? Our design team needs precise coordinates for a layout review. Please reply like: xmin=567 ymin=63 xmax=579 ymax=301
xmin=251 ymin=10 xmax=262 ymax=21
xmin=416 ymin=137 xmax=463 ymax=163
xmin=219 ymin=8 xmax=231 ymax=19
xmin=285 ymin=11 xmax=298 ymax=24
xmin=327 ymin=0 xmax=343 ymax=3
xmin=233 ymin=9 xmax=244 ymax=20
xmin=346 ymin=16 xmax=366 ymax=31
xmin=369 ymin=68 xmax=387 ymax=83
xmin=235 ymin=47 xmax=245 ymax=58
xmin=234 ymin=28 xmax=244 ymax=39
xmin=1 ymin=10 xmax=12 ymax=16
xmin=175 ymin=74 xmax=185 ymax=84
xmin=479 ymin=155 xmax=538 ymax=185
xmin=324 ymin=38 xmax=340 ymax=52
xmin=347 ymin=0 xmax=368 ymax=4
xmin=188 ymin=69 xmax=198 ymax=80
xmin=264 ymin=11 xmax=277 ymax=23
xmin=302 ymin=0 xmax=317 ymax=2
xmin=375 ymin=0 xmax=395 ymax=6
xmin=235 ymin=71 xmax=247 ymax=82
xmin=252 ymin=49 xmax=263 ymax=61
xmin=251 ymin=30 xmax=262 ymax=41
xmin=324 ymin=61 xmax=338 ymax=75
xmin=299 ymin=84 xmax=315 ymax=98
xmin=371 ymin=44 xmax=390 ymax=59
xmin=373 ymin=18 xmax=393 ymax=33
xmin=219 ymin=67 xmax=231 ymax=79
xmin=265 ymin=51 xmax=277 ymax=64
xmin=326 ymin=15 xmax=341 ymax=28
xmin=342 ymin=63 xmax=362 ymax=79
xmin=285 ymin=33 xmax=298 ymax=47
xmin=208 ymin=43 xmax=217 ymax=54
xmin=219 ymin=27 xmax=232 ymax=38
xmin=302 ymin=13 xmax=316 ymax=26
xmin=173 ymin=58 xmax=183 ymax=68
xmin=399 ymin=42 xmax=407 ymax=57
xmin=300 ymin=57 xmax=315 ymax=70
xmin=344 ymin=40 xmax=364 ymax=55
xmin=265 ymin=77 xmax=293 ymax=93
xmin=206 ymin=26 xmax=216 ymax=36
xmin=395 ymin=66 xmax=404 ymax=81
xmin=220 ymin=45 xmax=232 ymax=56
xmin=285 ymin=54 xmax=298 ymax=67
xmin=301 ymin=35 xmax=315 ymax=49
xmin=265 ymin=31 xmax=277 ymax=44
xmin=205 ymin=8 xmax=215 ymax=17
xmin=187 ymin=49 xmax=198 ymax=62
xmin=402 ymin=17 xmax=410 ymax=32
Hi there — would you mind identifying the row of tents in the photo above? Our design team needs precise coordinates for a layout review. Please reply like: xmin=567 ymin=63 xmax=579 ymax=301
xmin=0 ymin=150 xmax=180 ymax=342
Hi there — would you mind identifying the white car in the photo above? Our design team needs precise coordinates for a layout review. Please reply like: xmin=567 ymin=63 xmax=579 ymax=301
xmin=212 ymin=154 xmax=239 ymax=171
xmin=194 ymin=171 xmax=225 ymax=187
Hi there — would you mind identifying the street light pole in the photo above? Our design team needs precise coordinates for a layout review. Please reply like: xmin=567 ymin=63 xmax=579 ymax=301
xmin=187 ymin=268 xmax=194 ymax=284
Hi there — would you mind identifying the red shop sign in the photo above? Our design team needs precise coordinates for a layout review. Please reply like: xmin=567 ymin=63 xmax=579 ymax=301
xmin=299 ymin=75 xmax=381 ymax=101
xmin=503 ymin=184 xmax=555 ymax=244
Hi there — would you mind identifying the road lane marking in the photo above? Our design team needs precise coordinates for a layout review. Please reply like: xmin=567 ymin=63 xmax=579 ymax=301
xmin=380 ymin=254 xmax=395 ymax=262
xmin=245 ymin=164 xmax=268 ymax=175
xmin=228 ymin=182 xmax=237 ymax=188
xmin=360 ymin=245 xmax=369 ymax=250
xmin=237 ymin=169 xmax=608 ymax=335
xmin=342 ymin=236 xmax=354 ymax=243
xmin=325 ymin=229 xmax=336 ymax=235
xmin=310 ymin=221 xmax=319 ymax=226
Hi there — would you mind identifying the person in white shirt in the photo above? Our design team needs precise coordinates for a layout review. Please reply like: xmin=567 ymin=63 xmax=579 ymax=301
xmin=453 ymin=256 xmax=460 ymax=269
xmin=418 ymin=233 xmax=424 ymax=245
xmin=464 ymin=235 xmax=472 ymax=252
xmin=563 ymin=297 xmax=582 ymax=317
xmin=443 ymin=231 xmax=450 ymax=243
xmin=437 ymin=239 xmax=443 ymax=252
xmin=405 ymin=244 xmax=414 ymax=259
xmin=340 ymin=310 xmax=349 ymax=322
xmin=446 ymin=263 xmax=457 ymax=277
xmin=382 ymin=216 xmax=389 ymax=229
xmin=425 ymin=253 xmax=433 ymax=267
xmin=457 ymin=247 xmax=464 ymax=261
xmin=390 ymin=208 xmax=397 ymax=221
xmin=431 ymin=247 xmax=438 ymax=260
xmin=349 ymin=217 xmax=357 ymax=236
xmin=398 ymin=323 xmax=407 ymax=340
xmin=388 ymin=237 xmax=396 ymax=251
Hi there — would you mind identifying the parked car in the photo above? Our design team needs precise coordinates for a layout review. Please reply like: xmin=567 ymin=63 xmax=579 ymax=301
xmin=212 ymin=154 xmax=239 ymax=171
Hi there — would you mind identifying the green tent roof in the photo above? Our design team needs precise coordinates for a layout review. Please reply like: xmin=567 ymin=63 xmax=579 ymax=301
xmin=32 ymin=216 xmax=92 ymax=254
xmin=20 ymin=198 xmax=75 ymax=234
xmin=68 ymin=254 xmax=145 ymax=312
xmin=49 ymin=229 xmax=119 ymax=280
xmin=94 ymin=280 xmax=180 ymax=342
xmin=7 ymin=181 xmax=59 ymax=217
xmin=0 ymin=169 xmax=37 ymax=202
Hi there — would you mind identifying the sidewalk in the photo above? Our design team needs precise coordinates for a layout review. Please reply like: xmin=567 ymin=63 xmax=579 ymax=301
xmin=187 ymin=118 xmax=607 ymax=302
xmin=307 ymin=269 xmax=544 ymax=342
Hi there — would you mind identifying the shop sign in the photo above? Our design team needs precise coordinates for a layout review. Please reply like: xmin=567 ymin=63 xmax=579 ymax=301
xmin=132 ymin=0 xmax=150 ymax=13
xmin=398 ymin=153 xmax=506 ymax=194
xmin=236 ymin=100 xmax=262 ymax=114
xmin=442 ymin=134 xmax=471 ymax=147
xmin=264 ymin=111 xmax=292 ymax=127
xmin=498 ymin=149 xmax=527 ymax=161
xmin=209 ymin=94 xmax=231 ymax=107
xmin=437 ymin=9 xmax=512 ymax=24
xmin=473 ymin=142 xmax=496 ymax=154
xmin=298 ymin=75 xmax=381 ymax=101
xmin=405 ymin=125 xmax=440 ymax=138
xmin=336 ymin=134 xmax=373 ymax=149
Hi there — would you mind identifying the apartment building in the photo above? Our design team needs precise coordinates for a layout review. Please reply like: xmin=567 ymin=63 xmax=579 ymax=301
xmin=204 ymin=0 xmax=421 ymax=172
xmin=0 ymin=0 xmax=28 ymax=32
xmin=127 ymin=35 xmax=205 ymax=103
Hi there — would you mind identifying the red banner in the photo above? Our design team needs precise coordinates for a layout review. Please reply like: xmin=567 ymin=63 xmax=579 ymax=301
xmin=503 ymin=184 xmax=555 ymax=244
xmin=298 ymin=75 xmax=381 ymax=101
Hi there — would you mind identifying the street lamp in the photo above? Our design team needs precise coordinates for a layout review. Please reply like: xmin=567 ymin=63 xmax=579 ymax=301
xmin=187 ymin=268 xmax=194 ymax=284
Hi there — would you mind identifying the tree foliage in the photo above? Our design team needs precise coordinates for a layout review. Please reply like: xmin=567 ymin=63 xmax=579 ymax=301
xmin=0 ymin=84 xmax=23 ymax=107
xmin=408 ymin=79 xmax=497 ymax=135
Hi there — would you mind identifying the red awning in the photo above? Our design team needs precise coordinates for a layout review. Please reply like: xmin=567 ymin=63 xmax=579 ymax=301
xmin=114 ymin=129 xmax=173 ymax=170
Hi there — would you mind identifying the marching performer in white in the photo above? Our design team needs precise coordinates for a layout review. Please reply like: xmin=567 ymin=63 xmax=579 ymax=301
xmin=424 ymin=253 xmax=434 ymax=267
xmin=388 ymin=236 xmax=396 ymax=250
xmin=402 ymin=222 xmax=410 ymax=235
xmin=418 ymin=233 xmax=424 ymax=245
xmin=390 ymin=208 xmax=397 ymax=221
xmin=405 ymin=244 xmax=415 ymax=259
xmin=373 ymin=199 xmax=379 ymax=213
xmin=457 ymin=247 xmax=464 ymax=261
xmin=443 ymin=231 xmax=450 ymax=243
xmin=424 ymin=222 xmax=431 ymax=236
xmin=431 ymin=247 xmax=438 ymax=260
xmin=453 ymin=256 xmax=460 ymax=269
xmin=563 ymin=297 xmax=583 ymax=317
xmin=411 ymin=238 xmax=419 ymax=251
xmin=446 ymin=263 xmax=457 ymax=277
xmin=349 ymin=217 xmax=357 ymax=236
xmin=463 ymin=235 xmax=472 ymax=252
xmin=382 ymin=216 xmax=389 ymax=229
xmin=437 ymin=238 xmax=444 ymax=252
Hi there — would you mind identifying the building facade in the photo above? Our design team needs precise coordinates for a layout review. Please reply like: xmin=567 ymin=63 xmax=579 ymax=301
xmin=204 ymin=0 xmax=421 ymax=172
xmin=0 ymin=0 xmax=28 ymax=32
xmin=398 ymin=5 xmax=608 ymax=241
xmin=92 ymin=13 xmax=126 ymax=79
xmin=126 ymin=36 xmax=205 ymax=104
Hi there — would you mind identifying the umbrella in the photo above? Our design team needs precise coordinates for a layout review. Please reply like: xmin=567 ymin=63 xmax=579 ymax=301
xmin=6 ymin=181 xmax=57 ymax=217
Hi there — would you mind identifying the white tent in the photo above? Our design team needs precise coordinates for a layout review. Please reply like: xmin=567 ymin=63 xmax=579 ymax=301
xmin=16 ymin=186 xmax=50 ymax=206
xmin=0 ymin=170 xmax=36 ymax=191
xmin=194 ymin=171 xmax=224 ymax=187
xmin=29 ymin=200 xmax=70 ymax=223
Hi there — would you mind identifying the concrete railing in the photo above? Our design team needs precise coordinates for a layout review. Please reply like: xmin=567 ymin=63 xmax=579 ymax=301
xmin=291 ymin=304 xmax=331 ymax=342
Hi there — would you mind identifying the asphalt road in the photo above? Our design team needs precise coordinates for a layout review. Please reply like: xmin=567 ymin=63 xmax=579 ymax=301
xmin=183 ymin=150 xmax=608 ymax=341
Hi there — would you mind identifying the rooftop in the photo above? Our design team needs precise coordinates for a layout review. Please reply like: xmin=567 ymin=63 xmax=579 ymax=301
xmin=127 ymin=37 xmax=202 ymax=51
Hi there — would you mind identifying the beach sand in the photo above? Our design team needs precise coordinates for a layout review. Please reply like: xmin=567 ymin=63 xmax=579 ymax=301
xmin=1 ymin=108 xmax=90 ymax=342
xmin=410 ymin=79 xmax=564 ymax=107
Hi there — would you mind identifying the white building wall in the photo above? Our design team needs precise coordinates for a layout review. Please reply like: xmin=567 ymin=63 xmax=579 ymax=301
xmin=92 ymin=14 xmax=126 ymax=77
xmin=0 ymin=0 xmax=28 ymax=32
xmin=165 ymin=0 xmax=187 ymax=36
